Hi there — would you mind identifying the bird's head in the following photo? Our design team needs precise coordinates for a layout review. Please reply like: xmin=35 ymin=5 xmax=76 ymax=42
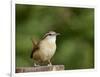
xmin=42 ymin=31 xmax=60 ymax=42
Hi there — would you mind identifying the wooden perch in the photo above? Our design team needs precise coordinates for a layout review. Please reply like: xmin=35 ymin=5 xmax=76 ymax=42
xmin=16 ymin=65 xmax=64 ymax=73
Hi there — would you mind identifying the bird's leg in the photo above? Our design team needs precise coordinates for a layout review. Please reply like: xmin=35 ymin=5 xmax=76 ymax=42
xmin=48 ymin=60 xmax=52 ymax=66
xmin=34 ymin=63 xmax=37 ymax=66
xmin=34 ymin=63 xmax=40 ymax=67
xmin=33 ymin=61 xmax=40 ymax=67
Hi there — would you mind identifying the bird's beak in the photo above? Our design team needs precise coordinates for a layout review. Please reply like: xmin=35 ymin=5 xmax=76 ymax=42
xmin=56 ymin=33 xmax=60 ymax=36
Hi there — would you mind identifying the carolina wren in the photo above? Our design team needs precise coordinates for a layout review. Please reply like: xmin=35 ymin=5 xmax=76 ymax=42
xmin=30 ymin=31 xmax=60 ymax=66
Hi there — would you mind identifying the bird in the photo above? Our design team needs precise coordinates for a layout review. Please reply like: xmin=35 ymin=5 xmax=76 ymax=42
xmin=30 ymin=31 xmax=60 ymax=66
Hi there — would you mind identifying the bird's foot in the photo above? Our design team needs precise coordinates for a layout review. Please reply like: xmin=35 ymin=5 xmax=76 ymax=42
xmin=33 ymin=63 xmax=40 ymax=67
xmin=48 ymin=63 xmax=52 ymax=66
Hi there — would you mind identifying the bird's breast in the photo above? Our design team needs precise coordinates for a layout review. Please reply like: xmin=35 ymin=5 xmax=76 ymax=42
xmin=39 ymin=40 xmax=56 ymax=60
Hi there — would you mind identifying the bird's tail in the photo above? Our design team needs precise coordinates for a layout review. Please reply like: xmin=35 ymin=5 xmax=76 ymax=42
xmin=30 ymin=38 xmax=37 ymax=58
xmin=31 ymin=38 xmax=37 ymax=46
xmin=30 ymin=49 xmax=34 ymax=58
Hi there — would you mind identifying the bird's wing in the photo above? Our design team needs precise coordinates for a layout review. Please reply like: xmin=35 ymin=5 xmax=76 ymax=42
xmin=30 ymin=38 xmax=39 ymax=58
xmin=30 ymin=44 xmax=39 ymax=59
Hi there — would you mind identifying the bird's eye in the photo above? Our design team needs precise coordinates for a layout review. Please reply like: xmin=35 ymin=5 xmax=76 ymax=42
xmin=48 ymin=34 xmax=52 ymax=36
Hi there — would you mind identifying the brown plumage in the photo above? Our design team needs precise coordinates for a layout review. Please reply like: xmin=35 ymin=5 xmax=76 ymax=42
xmin=30 ymin=31 xmax=60 ymax=66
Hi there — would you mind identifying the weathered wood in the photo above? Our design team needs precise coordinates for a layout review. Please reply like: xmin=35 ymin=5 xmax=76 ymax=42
xmin=16 ymin=65 xmax=64 ymax=73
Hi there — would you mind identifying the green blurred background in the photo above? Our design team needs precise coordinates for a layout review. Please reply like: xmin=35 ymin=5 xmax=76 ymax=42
xmin=16 ymin=4 xmax=94 ymax=70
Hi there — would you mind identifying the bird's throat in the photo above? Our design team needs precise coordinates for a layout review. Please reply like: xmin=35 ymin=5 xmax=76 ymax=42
xmin=47 ymin=37 xmax=56 ymax=43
